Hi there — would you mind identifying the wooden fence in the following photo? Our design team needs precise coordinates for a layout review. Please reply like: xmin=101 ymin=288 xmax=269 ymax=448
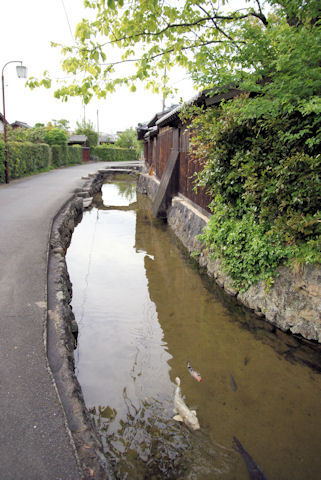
xmin=144 ymin=125 xmax=212 ymax=214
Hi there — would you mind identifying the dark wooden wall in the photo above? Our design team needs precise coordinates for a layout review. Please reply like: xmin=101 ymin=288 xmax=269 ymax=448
xmin=157 ymin=128 xmax=172 ymax=179
xmin=179 ymin=128 xmax=212 ymax=213
xmin=144 ymin=125 xmax=212 ymax=214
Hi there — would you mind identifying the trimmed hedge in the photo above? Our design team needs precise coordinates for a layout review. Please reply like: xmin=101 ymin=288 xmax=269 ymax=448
xmin=5 ymin=142 xmax=50 ymax=181
xmin=51 ymin=144 xmax=82 ymax=167
xmin=92 ymin=145 xmax=138 ymax=162
xmin=0 ymin=142 xmax=82 ymax=183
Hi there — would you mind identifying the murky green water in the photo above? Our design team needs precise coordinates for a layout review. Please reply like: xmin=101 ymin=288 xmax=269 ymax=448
xmin=66 ymin=175 xmax=321 ymax=480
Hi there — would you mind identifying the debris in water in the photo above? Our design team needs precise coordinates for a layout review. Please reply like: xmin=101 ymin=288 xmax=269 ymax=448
xmin=230 ymin=374 xmax=238 ymax=392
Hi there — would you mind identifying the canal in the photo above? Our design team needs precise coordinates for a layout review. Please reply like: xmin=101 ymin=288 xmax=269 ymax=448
xmin=66 ymin=174 xmax=321 ymax=480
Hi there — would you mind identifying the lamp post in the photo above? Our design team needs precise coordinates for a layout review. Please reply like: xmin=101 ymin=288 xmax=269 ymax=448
xmin=1 ymin=61 xmax=28 ymax=183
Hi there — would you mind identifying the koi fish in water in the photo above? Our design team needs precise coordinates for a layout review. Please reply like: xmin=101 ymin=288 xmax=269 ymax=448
xmin=233 ymin=436 xmax=268 ymax=480
xmin=187 ymin=359 xmax=202 ymax=382
xmin=173 ymin=377 xmax=200 ymax=430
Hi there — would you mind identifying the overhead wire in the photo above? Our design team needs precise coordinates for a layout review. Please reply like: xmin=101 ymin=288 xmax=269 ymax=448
xmin=61 ymin=0 xmax=74 ymax=42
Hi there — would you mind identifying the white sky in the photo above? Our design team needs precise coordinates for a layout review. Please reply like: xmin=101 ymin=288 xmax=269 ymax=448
xmin=1 ymin=0 xmax=197 ymax=133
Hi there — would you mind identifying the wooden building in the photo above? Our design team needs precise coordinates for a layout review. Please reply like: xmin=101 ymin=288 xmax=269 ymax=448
xmin=137 ymin=88 xmax=242 ymax=217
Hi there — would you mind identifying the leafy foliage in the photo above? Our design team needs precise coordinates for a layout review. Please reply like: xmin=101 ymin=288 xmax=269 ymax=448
xmin=92 ymin=144 xmax=137 ymax=161
xmin=51 ymin=145 xmax=82 ymax=167
xmin=23 ymin=1 xmax=292 ymax=101
xmin=115 ymin=127 xmax=143 ymax=156
xmin=2 ymin=142 xmax=50 ymax=181
xmin=75 ymin=119 xmax=98 ymax=147
xmin=2 ymin=125 xmax=69 ymax=145
xmin=0 ymin=141 xmax=82 ymax=183
xmin=44 ymin=128 xmax=68 ymax=146
xmin=51 ymin=118 xmax=70 ymax=131
xmin=185 ymin=100 xmax=321 ymax=291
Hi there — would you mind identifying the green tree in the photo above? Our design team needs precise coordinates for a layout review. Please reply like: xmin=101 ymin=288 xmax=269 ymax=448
xmin=44 ymin=127 xmax=68 ymax=146
xmin=75 ymin=119 xmax=98 ymax=147
xmin=115 ymin=127 xmax=142 ymax=154
xmin=26 ymin=126 xmax=47 ymax=144
xmin=3 ymin=126 xmax=28 ymax=142
xmin=52 ymin=119 xmax=70 ymax=131
xmin=27 ymin=1 xmax=320 ymax=114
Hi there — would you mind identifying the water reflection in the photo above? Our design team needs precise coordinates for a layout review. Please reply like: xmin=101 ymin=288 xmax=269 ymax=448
xmin=66 ymin=175 xmax=321 ymax=480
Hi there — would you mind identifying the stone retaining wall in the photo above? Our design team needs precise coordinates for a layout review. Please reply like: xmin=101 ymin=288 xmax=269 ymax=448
xmin=137 ymin=172 xmax=321 ymax=343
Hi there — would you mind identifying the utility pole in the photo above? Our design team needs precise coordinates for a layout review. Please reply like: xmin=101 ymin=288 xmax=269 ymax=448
xmin=1 ymin=60 xmax=27 ymax=183
xmin=162 ymin=66 xmax=167 ymax=112
xmin=97 ymin=109 xmax=99 ymax=145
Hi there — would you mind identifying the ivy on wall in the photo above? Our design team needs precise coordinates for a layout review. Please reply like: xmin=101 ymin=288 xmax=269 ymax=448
xmin=183 ymin=100 xmax=321 ymax=291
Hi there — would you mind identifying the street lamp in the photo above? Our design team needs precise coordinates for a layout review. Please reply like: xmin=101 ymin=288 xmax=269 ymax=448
xmin=1 ymin=61 xmax=28 ymax=183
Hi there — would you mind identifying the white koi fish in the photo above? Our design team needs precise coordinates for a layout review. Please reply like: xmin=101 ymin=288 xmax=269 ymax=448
xmin=173 ymin=377 xmax=200 ymax=430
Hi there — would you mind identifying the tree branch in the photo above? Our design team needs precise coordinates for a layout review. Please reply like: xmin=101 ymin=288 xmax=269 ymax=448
xmin=99 ymin=39 xmax=229 ymax=70
xmin=195 ymin=2 xmax=235 ymax=42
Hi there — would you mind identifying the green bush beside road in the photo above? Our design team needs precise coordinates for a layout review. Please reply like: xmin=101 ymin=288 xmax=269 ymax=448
xmin=51 ymin=144 xmax=82 ymax=167
xmin=92 ymin=145 xmax=138 ymax=162
xmin=0 ymin=141 xmax=50 ymax=182
xmin=0 ymin=142 xmax=83 ymax=182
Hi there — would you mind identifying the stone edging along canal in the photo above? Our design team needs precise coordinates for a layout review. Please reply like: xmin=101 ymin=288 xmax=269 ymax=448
xmin=47 ymin=166 xmax=320 ymax=479
xmin=47 ymin=167 xmax=140 ymax=480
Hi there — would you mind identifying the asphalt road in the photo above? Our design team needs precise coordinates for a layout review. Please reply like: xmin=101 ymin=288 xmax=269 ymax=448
xmin=0 ymin=162 xmax=135 ymax=480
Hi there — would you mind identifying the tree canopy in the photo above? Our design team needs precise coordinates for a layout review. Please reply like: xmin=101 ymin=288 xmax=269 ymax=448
xmin=28 ymin=0 xmax=321 ymax=117
xmin=115 ymin=127 xmax=142 ymax=154
xmin=44 ymin=127 xmax=68 ymax=146
xmin=75 ymin=119 xmax=99 ymax=147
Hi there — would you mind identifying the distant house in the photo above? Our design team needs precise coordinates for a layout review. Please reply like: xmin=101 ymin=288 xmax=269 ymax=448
xmin=11 ymin=120 xmax=31 ymax=130
xmin=68 ymin=134 xmax=88 ymax=146
xmin=136 ymin=123 xmax=149 ymax=141
xmin=98 ymin=133 xmax=118 ymax=145
xmin=0 ymin=113 xmax=5 ymax=133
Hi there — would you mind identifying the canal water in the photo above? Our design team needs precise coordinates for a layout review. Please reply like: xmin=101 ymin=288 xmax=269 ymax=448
xmin=66 ymin=174 xmax=321 ymax=480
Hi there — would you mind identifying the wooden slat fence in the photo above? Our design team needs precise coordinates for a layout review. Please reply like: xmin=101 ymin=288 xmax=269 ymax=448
xmin=148 ymin=125 xmax=212 ymax=214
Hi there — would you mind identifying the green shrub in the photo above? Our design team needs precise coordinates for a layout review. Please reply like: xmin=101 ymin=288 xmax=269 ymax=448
xmin=67 ymin=145 xmax=82 ymax=165
xmin=51 ymin=145 xmax=82 ymax=167
xmin=92 ymin=145 xmax=138 ymax=162
xmin=199 ymin=199 xmax=293 ymax=291
xmin=0 ymin=141 xmax=81 ymax=182
xmin=44 ymin=128 xmax=68 ymax=146
xmin=51 ymin=145 xmax=65 ymax=167
xmin=185 ymin=100 xmax=321 ymax=291
xmin=4 ymin=141 xmax=49 ymax=180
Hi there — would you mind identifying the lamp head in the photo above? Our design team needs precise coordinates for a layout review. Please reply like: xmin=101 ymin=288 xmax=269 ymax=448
xmin=16 ymin=65 xmax=27 ymax=79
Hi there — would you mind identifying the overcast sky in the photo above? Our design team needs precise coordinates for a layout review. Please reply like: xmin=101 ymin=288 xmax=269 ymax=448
xmin=1 ymin=0 xmax=197 ymax=133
